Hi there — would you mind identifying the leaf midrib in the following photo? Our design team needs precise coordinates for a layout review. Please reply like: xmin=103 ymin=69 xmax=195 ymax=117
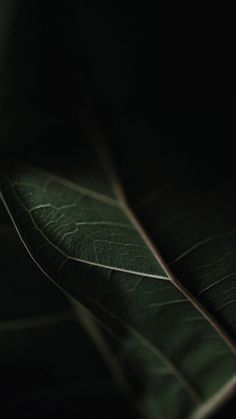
xmin=2 ymin=161 xmax=236 ymax=352
xmin=119 ymin=194 xmax=236 ymax=355
xmin=1 ymin=153 xmax=236 ymax=416
xmin=94 ymin=140 xmax=236 ymax=355
xmin=0 ymin=187 xmax=204 ymax=405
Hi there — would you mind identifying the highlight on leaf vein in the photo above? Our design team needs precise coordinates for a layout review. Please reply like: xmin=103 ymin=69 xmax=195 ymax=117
xmin=0 ymin=4 xmax=235 ymax=418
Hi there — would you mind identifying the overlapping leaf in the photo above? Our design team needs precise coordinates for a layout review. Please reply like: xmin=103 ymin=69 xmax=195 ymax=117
xmin=1 ymin=140 xmax=235 ymax=419
xmin=0 ymin=208 xmax=127 ymax=418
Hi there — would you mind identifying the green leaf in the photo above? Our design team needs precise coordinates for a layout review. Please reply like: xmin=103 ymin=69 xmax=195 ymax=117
xmin=0 ymin=141 xmax=235 ymax=419
xmin=110 ymin=134 xmax=236 ymax=337
xmin=0 ymin=217 xmax=131 ymax=419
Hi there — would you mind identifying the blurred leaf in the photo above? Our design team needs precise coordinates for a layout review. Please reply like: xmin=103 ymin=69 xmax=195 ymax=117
xmin=0 ymin=212 xmax=132 ymax=419
xmin=0 ymin=139 xmax=235 ymax=419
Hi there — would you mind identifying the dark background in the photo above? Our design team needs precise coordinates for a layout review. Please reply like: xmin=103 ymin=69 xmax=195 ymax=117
xmin=0 ymin=1 xmax=234 ymax=152
xmin=0 ymin=1 xmax=235 ymax=418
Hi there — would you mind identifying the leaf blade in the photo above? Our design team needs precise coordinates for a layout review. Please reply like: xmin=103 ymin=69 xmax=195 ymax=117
xmin=1 ymin=149 xmax=236 ymax=419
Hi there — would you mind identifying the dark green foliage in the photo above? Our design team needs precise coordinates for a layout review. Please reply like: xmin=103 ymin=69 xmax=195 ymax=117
xmin=0 ymin=2 xmax=235 ymax=418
